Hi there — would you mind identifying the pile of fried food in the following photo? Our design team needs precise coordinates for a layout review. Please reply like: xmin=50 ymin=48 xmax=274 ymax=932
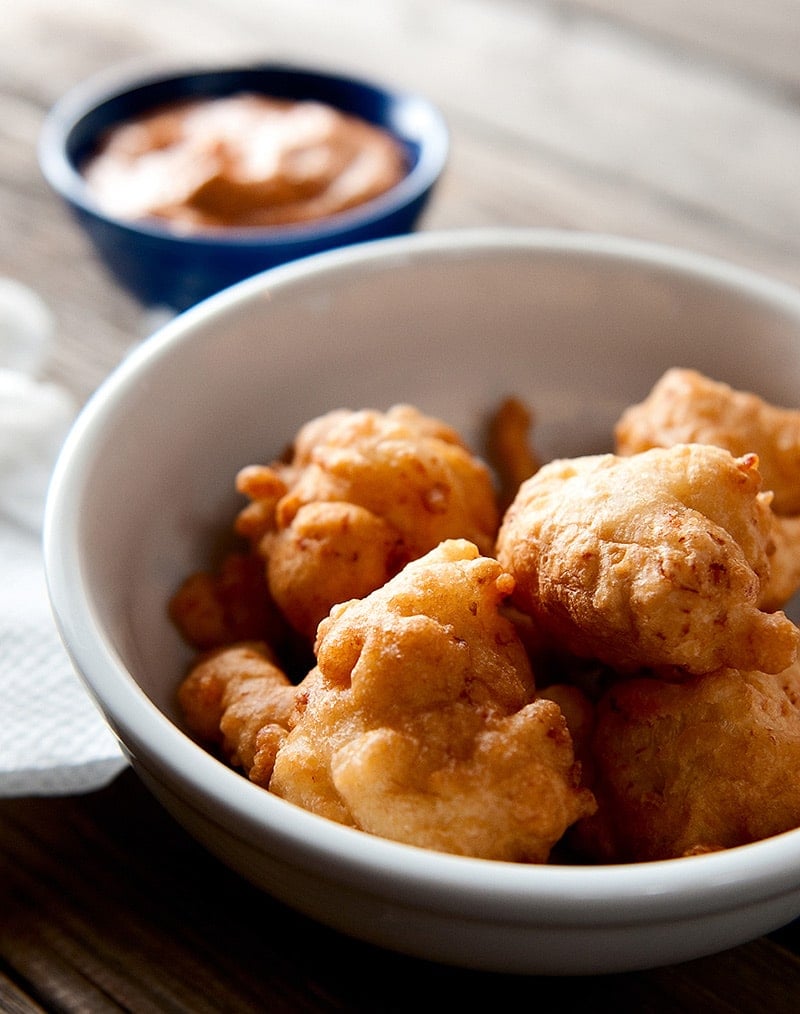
xmin=170 ymin=368 xmax=800 ymax=864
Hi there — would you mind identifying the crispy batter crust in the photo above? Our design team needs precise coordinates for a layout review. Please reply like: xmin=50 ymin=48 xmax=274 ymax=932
xmin=570 ymin=661 xmax=800 ymax=862
xmin=178 ymin=641 xmax=298 ymax=787
xmin=615 ymin=368 xmax=800 ymax=515
xmin=269 ymin=540 xmax=595 ymax=861
xmin=496 ymin=444 xmax=799 ymax=676
xmin=236 ymin=405 xmax=500 ymax=640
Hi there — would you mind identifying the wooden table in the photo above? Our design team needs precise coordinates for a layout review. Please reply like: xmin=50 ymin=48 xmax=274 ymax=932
xmin=3 ymin=1 xmax=800 ymax=1008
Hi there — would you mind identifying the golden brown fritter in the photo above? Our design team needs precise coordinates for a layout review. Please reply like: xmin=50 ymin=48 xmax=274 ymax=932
xmin=761 ymin=514 xmax=800 ymax=611
xmin=168 ymin=551 xmax=284 ymax=651
xmin=235 ymin=405 xmax=500 ymax=641
xmin=485 ymin=395 xmax=541 ymax=511
xmin=615 ymin=369 xmax=800 ymax=609
xmin=269 ymin=540 xmax=596 ymax=861
xmin=178 ymin=641 xmax=299 ymax=787
xmin=615 ymin=368 xmax=800 ymax=515
xmin=496 ymin=444 xmax=799 ymax=676
xmin=570 ymin=661 xmax=800 ymax=862
xmin=537 ymin=682 xmax=597 ymax=779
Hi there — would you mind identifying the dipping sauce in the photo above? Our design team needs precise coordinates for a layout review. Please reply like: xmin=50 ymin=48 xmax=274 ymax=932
xmin=81 ymin=93 xmax=408 ymax=232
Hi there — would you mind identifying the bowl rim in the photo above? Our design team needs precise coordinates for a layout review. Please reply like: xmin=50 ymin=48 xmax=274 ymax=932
xmin=37 ymin=59 xmax=450 ymax=246
xmin=44 ymin=226 xmax=800 ymax=926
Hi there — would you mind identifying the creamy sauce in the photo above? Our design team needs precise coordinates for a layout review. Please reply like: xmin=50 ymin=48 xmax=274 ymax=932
xmin=82 ymin=93 xmax=408 ymax=231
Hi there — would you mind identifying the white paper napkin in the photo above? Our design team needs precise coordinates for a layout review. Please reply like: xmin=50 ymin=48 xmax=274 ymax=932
xmin=0 ymin=279 xmax=126 ymax=796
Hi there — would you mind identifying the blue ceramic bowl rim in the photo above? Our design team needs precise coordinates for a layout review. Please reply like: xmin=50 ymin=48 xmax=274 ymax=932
xmin=38 ymin=60 xmax=449 ymax=247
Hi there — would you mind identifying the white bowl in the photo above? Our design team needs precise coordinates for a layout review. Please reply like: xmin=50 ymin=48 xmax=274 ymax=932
xmin=44 ymin=228 xmax=800 ymax=975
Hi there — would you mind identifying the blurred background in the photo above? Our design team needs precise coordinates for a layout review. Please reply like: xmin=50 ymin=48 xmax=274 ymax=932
xmin=5 ymin=0 xmax=800 ymax=401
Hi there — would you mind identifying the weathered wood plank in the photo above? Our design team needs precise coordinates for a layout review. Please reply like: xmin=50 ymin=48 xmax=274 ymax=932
xmin=569 ymin=0 xmax=800 ymax=90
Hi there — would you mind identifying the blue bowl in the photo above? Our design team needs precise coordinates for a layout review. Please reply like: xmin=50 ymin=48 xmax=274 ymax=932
xmin=39 ymin=63 xmax=449 ymax=311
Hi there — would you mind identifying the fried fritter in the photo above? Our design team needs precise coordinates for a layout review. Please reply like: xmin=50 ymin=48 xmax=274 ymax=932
xmin=570 ymin=661 xmax=800 ymax=862
xmin=269 ymin=539 xmax=596 ymax=861
xmin=761 ymin=514 xmax=800 ymax=611
xmin=235 ymin=405 xmax=500 ymax=640
xmin=485 ymin=395 xmax=540 ymax=511
xmin=496 ymin=444 xmax=799 ymax=676
xmin=615 ymin=368 xmax=800 ymax=515
xmin=537 ymin=681 xmax=597 ymax=779
xmin=613 ymin=368 xmax=800 ymax=609
xmin=178 ymin=641 xmax=299 ymax=787
xmin=168 ymin=551 xmax=286 ymax=651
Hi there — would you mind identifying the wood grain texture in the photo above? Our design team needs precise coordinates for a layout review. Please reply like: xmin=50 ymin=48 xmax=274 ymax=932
xmin=3 ymin=1 xmax=800 ymax=1006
